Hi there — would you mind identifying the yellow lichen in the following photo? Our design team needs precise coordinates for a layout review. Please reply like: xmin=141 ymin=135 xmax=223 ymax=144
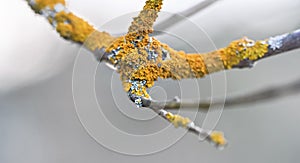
xmin=30 ymin=0 xmax=269 ymax=108
xmin=219 ymin=37 xmax=269 ymax=69
xmin=84 ymin=31 xmax=116 ymax=52
xmin=165 ymin=112 xmax=191 ymax=128
xmin=54 ymin=12 xmax=94 ymax=43
xmin=29 ymin=0 xmax=270 ymax=101
xmin=54 ymin=11 xmax=116 ymax=51
xmin=106 ymin=32 xmax=270 ymax=104
xmin=209 ymin=131 xmax=227 ymax=146
xmin=29 ymin=0 xmax=115 ymax=52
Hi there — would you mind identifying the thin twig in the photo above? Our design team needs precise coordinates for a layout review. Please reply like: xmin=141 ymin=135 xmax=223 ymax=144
xmin=152 ymin=0 xmax=220 ymax=36
xmin=140 ymin=77 xmax=300 ymax=111
xmin=157 ymin=109 xmax=226 ymax=149
xmin=129 ymin=94 xmax=227 ymax=148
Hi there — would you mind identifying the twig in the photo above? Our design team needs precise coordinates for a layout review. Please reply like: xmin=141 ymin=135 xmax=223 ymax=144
xmin=153 ymin=0 xmax=220 ymax=36
xmin=157 ymin=109 xmax=227 ymax=149
xmin=129 ymin=94 xmax=227 ymax=148
xmin=140 ymin=77 xmax=300 ymax=111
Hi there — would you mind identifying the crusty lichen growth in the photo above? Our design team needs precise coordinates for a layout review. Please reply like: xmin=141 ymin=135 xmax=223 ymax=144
xmin=127 ymin=0 xmax=163 ymax=40
xmin=106 ymin=34 xmax=270 ymax=103
xmin=28 ymin=0 xmax=269 ymax=104
xmin=54 ymin=11 xmax=94 ymax=42
xmin=219 ymin=37 xmax=269 ymax=68
xmin=54 ymin=12 xmax=115 ymax=48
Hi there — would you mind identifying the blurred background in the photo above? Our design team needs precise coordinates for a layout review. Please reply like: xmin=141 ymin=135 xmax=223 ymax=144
xmin=1 ymin=0 xmax=300 ymax=162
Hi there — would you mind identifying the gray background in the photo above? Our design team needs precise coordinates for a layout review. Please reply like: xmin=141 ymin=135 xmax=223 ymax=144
xmin=1 ymin=0 xmax=300 ymax=162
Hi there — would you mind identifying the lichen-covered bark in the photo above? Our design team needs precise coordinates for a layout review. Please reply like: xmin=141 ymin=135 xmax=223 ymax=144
xmin=127 ymin=0 xmax=163 ymax=38
xmin=105 ymin=35 xmax=269 ymax=102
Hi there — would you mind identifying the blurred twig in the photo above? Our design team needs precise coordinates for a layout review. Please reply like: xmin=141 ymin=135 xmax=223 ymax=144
xmin=153 ymin=0 xmax=220 ymax=36
xmin=141 ymin=77 xmax=300 ymax=111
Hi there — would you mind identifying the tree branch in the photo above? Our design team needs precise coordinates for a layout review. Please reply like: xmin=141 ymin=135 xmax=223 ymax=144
xmin=26 ymin=0 xmax=228 ymax=148
xmin=26 ymin=0 xmax=300 ymax=149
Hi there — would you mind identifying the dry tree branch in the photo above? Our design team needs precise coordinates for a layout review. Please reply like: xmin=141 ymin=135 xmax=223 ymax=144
xmin=26 ymin=0 xmax=300 ymax=149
